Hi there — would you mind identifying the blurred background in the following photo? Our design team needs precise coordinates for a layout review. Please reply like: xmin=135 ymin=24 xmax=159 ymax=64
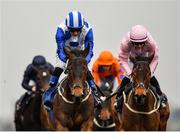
xmin=0 ymin=0 xmax=180 ymax=130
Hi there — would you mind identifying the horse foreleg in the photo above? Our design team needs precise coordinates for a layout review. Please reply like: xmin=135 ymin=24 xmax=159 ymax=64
xmin=80 ymin=116 xmax=94 ymax=131
xmin=110 ymin=96 xmax=122 ymax=131
xmin=40 ymin=105 xmax=54 ymax=130
xmin=159 ymin=103 xmax=170 ymax=131
xmin=55 ymin=121 xmax=69 ymax=131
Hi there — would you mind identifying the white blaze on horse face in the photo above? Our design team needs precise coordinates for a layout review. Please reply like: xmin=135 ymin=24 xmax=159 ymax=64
xmin=42 ymin=72 xmax=47 ymax=77
xmin=105 ymin=82 xmax=110 ymax=88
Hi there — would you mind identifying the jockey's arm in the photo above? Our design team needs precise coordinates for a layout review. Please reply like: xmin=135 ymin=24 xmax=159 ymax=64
xmin=85 ymin=29 xmax=94 ymax=63
xmin=115 ymin=62 xmax=125 ymax=85
xmin=118 ymin=36 xmax=132 ymax=76
xmin=21 ymin=64 xmax=34 ymax=91
xmin=56 ymin=27 xmax=66 ymax=62
xmin=92 ymin=61 xmax=100 ymax=86
xmin=148 ymin=33 xmax=159 ymax=76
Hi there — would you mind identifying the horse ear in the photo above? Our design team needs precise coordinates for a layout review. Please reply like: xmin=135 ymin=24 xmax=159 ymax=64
xmin=64 ymin=46 xmax=71 ymax=58
xmin=83 ymin=43 xmax=90 ymax=57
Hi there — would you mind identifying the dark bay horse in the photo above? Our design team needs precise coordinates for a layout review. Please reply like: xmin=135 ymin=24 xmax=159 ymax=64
xmin=41 ymin=45 xmax=94 ymax=131
xmin=14 ymin=67 xmax=51 ymax=130
xmin=111 ymin=57 xmax=170 ymax=131
xmin=93 ymin=82 xmax=115 ymax=131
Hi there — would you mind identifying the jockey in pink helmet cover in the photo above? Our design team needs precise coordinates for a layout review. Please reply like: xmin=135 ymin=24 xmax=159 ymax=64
xmin=117 ymin=25 xmax=167 ymax=109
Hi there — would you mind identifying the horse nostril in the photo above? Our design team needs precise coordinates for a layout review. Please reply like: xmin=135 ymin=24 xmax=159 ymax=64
xmin=141 ymin=95 xmax=146 ymax=101
xmin=134 ymin=95 xmax=139 ymax=101
xmin=134 ymin=94 xmax=146 ymax=105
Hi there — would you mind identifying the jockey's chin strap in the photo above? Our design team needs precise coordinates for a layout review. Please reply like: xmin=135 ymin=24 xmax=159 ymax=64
xmin=123 ymin=88 xmax=161 ymax=115
xmin=58 ymin=77 xmax=91 ymax=104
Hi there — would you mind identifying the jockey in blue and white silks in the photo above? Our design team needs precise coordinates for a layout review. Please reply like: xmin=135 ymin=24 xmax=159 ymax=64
xmin=43 ymin=11 xmax=101 ymax=110
xmin=56 ymin=14 xmax=94 ymax=68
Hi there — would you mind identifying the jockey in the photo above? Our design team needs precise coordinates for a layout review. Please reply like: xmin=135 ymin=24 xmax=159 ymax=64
xmin=117 ymin=25 xmax=167 ymax=107
xmin=17 ymin=55 xmax=54 ymax=109
xmin=43 ymin=11 xmax=102 ymax=110
xmin=92 ymin=50 xmax=125 ymax=92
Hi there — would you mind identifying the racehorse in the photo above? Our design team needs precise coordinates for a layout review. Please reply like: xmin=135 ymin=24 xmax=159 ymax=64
xmin=14 ymin=66 xmax=51 ymax=130
xmin=41 ymin=45 xmax=94 ymax=131
xmin=93 ymin=81 xmax=115 ymax=131
xmin=110 ymin=57 xmax=170 ymax=131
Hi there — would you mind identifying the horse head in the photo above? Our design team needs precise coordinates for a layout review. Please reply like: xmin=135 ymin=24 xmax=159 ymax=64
xmin=64 ymin=44 xmax=90 ymax=103
xmin=131 ymin=57 xmax=151 ymax=105
xmin=98 ymin=82 xmax=113 ymax=121
xmin=33 ymin=66 xmax=51 ymax=92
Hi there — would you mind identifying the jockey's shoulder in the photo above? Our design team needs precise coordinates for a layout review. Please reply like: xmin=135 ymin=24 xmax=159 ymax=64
xmin=57 ymin=21 xmax=68 ymax=32
xmin=26 ymin=64 xmax=34 ymax=71
xmin=82 ymin=21 xmax=92 ymax=33
xmin=24 ymin=64 xmax=35 ymax=76
xmin=92 ymin=59 xmax=99 ymax=69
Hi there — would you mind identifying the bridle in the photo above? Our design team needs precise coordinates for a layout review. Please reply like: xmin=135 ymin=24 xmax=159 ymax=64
xmin=58 ymin=57 xmax=91 ymax=104
xmin=58 ymin=77 xmax=91 ymax=104
xmin=123 ymin=61 xmax=160 ymax=115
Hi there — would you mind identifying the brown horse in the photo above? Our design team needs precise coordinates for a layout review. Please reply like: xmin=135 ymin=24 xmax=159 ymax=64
xmin=41 ymin=45 xmax=94 ymax=131
xmin=93 ymin=82 xmax=115 ymax=131
xmin=14 ymin=67 xmax=51 ymax=130
xmin=111 ymin=57 xmax=170 ymax=131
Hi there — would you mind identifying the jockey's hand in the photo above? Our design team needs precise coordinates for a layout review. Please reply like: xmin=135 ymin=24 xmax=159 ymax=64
xmin=32 ymin=86 xmax=36 ymax=92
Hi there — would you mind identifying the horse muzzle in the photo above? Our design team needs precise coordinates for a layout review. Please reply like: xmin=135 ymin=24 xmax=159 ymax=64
xmin=134 ymin=94 xmax=146 ymax=105
xmin=71 ymin=83 xmax=85 ymax=102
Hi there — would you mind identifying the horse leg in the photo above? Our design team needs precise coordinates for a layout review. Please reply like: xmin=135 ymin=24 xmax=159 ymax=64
xmin=40 ymin=105 xmax=54 ymax=130
xmin=159 ymin=103 xmax=170 ymax=130
xmin=55 ymin=121 xmax=69 ymax=131
xmin=14 ymin=111 xmax=24 ymax=130
xmin=80 ymin=116 xmax=94 ymax=131
xmin=110 ymin=95 xmax=122 ymax=131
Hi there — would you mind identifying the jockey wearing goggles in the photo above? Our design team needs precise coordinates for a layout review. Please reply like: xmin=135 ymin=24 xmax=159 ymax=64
xmin=43 ymin=11 xmax=102 ymax=110
xmin=92 ymin=51 xmax=125 ymax=92
xmin=118 ymin=25 xmax=167 ymax=108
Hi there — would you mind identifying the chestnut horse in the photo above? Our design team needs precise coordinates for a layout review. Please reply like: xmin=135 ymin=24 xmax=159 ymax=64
xmin=14 ymin=67 xmax=51 ymax=130
xmin=41 ymin=45 xmax=94 ymax=131
xmin=111 ymin=57 xmax=170 ymax=131
xmin=93 ymin=82 xmax=115 ymax=131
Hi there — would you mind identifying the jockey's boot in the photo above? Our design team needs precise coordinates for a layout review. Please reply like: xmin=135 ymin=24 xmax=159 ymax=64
xmin=43 ymin=67 xmax=63 ymax=111
xmin=150 ymin=76 xmax=167 ymax=108
xmin=115 ymin=76 xmax=131 ymax=112
xmin=116 ymin=76 xmax=130 ymax=98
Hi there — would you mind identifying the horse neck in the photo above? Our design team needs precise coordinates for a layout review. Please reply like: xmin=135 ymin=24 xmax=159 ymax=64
xmin=28 ymin=91 xmax=42 ymax=113
xmin=128 ymin=90 xmax=156 ymax=111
